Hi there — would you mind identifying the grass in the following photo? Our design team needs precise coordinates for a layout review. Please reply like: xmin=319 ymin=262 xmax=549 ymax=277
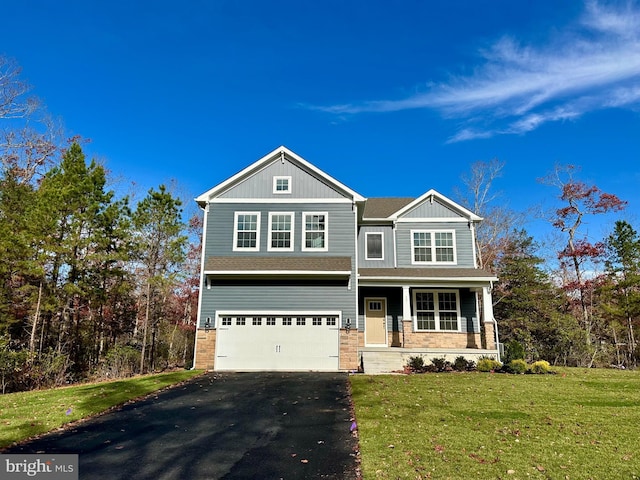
xmin=350 ymin=368 xmax=640 ymax=479
xmin=0 ymin=370 xmax=202 ymax=449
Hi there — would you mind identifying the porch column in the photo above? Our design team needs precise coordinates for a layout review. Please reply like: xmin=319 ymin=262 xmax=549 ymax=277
xmin=402 ymin=286 xmax=412 ymax=321
xmin=482 ymin=286 xmax=496 ymax=350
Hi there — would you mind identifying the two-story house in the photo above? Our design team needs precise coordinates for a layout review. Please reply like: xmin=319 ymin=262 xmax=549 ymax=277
xmin=193 ymin=146 xmax=499 ymax=373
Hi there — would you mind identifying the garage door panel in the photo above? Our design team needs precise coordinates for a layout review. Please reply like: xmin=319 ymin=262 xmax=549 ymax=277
xmin=215 ymin=314 xmax=340 ymax=371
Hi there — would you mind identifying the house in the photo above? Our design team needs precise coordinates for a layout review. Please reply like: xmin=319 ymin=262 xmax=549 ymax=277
xmin=193 ymin=146 xmax=499 ymax=373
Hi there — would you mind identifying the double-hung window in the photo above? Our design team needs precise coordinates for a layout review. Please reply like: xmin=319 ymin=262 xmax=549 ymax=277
xmin=413 ymin=290 xmax=460 ymax=331
xmin=268 ymin=212 xmax=294 ymax=251
xmin=365 ymin=232 xmax=383 ymax=260
xmin=411 ymin=230 xmax=456 ymax=264
xmin=302 ymin=212 xmax=328 ymax=251
xmin=233 ymin=212 xmax=260 ymax=251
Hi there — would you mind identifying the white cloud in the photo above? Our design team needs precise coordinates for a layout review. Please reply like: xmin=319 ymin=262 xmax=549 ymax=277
xmin=311 ymin=1 xmax=640 ymax=141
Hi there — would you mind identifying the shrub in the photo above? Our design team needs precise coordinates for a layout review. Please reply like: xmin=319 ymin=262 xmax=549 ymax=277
xmin=504 ymin=340 xmax=526 ymax=363
xmin=505 ymin=359 xmax=527 ymax=374
xmin=430 ymin=357 xmax=452 ymax=372
xmin=477 ymin=356 xmax=502 ymax=372
xmin=453 ymin=356 xmax=476 ymax=372
xmin=529 ymin=360 xmax=551 ymax=374
xmin=406 ymin=355 xmax=426 ymax=373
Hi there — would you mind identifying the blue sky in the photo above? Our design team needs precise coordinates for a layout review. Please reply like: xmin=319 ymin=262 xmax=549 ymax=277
xmin=2 ymin=0 xmax=639 ymax=248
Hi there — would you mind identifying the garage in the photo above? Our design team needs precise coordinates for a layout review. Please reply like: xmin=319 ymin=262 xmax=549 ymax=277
xmin=214 ymin=312 xmax=340 ymax=371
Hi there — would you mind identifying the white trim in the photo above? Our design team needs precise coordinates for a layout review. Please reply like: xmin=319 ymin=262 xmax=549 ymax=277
xmin=267 ymin=212 xmax=295 ymax=252
xmin=410 ymin=229 xmax=457 ymax=265
xmin=412 ymin=289 xmax=462 ymax=332
xmin=396 ymin=217 xmax=469 ymax=223
xmin=302 ymin=211 xmax=329 ymax=252
xmin=232 ymin=212 xmax=261 ymax=252
xmin=392 ymin=189 xmax=482 ymax=222
xmin=272 ymin=175 xmax=292 ymax=194
xmin=364 ymin=297 xmax=388 ymax=346
xmin=210 ymin=197 xmax=352 ymax=204
xmin=365 ymin=231 xmax=384 ymax=260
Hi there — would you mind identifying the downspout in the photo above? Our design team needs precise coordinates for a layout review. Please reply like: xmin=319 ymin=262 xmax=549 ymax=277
xmin=191 ymin=202 xmax=210 ymax=369
xmin=353 ymin=201 xmax=359 ymax=331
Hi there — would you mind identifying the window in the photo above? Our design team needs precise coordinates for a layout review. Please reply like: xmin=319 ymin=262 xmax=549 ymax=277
xmin=368 ymin=300 xmax=382 ymax=311
xmin=303 ymin=213 xmax=328 ymax=251
xmin=252 ymin=317 xmax=262 ymax=326
xmin=326 ymin=316 xmax=337 ymax=326
xmin=268 ymin=212 xmax=294 ymax=251
xmin=282 ymin=317 xmax=292 ymax=326
xmin=233 ymin=212 xmax=260 ymax=251
xmin=273 ymin=176 xmax=291 ymax=194
xmin=365 ymin=232 xmax=383 ymax=260
xmin=296 ymin=317 xmax=306 ymax=326
xmin=411 ymin=230 xmax=456 ymax=264
xmin=236 ymin=317 xmax=246 ymax=326
xmin=266 ymin=317 xmax=276 ymax=326
xmin=413 ymin=290 xmax=460 ymax=331
xmin=312 ymin=317 xmax=322 ymax=326
xmin=221 ymin=317 xmax=232 ymax=326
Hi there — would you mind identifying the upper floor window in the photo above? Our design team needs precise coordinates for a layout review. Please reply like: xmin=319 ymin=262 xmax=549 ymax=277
xmin=273 ymin=176 xmax=292 ymax=194
xmin=233 ymin=212 xmax=260 ymax=251
xmin=411 ymin=230 xmax=456 ymax=265
xmin=303 ymin=212 xmax=328 ymax=251
xmin=268 ymin=212 xmax=294 ymax=251
xmin=365 ymin=232 xmax=383 ymax=260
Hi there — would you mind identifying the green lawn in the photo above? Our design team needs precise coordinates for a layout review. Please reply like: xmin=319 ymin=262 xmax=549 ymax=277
xmin=0 ymin=370 xmax=202 ymax=449
xmin=350 ymin=368 xmax=640 ymax=479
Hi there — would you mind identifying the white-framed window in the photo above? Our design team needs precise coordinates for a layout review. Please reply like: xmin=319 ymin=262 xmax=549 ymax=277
xmin=411 ymin=230 xmax=456 ymax=265
xmin=221 ymin=317 xmax=232 ymax=326
xmin=252 ymin=317 xmax=262 ymax=326
xmin=273 ymin=176 xmax=292 ymax=194
xmin=236 ymin=317 xmax=246 ymax=326
xmin=268 ymin=212 xmax=294 ymax=251
xmin=302 ymin=212 xmax=328 ymax=251
xmin=282 ymin=317 xmax=292 ymax=326
xmin=266 ymin=317 xmax=276 ymax=326
xmin=413 ymin=290 xmax=461 ymax=331
xmin=296 ymin=317 xmax=306 ymax=326
xmin=326 ymin=316 xmax=337 ymax=326
xmin=233 ymin=212 xmax=261 ymax=251
xmin=365 ymin=232 xmax=384 ymax=260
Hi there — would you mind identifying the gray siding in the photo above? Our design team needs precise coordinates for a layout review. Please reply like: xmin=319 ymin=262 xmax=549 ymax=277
xmin=205 ymin=202 xmax=356 ymax=258
xmin=358 ymin=225 xmax=395 ymax=268
xmin=395 ymin=221 xmax=475 ymax=268
xmin=403 ymin=198 xmax=461 ymax=218
xmin=219 ymin=159 xmax=344 ymax=199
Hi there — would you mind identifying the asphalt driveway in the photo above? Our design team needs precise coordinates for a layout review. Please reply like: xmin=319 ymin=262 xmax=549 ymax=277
xmin=4 ymin=372 xmax=360 ymax=480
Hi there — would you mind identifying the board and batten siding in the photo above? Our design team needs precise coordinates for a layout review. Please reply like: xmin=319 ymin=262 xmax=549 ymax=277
xmin=218 ymin=158 xmax=345 ymax=199
xmin=395 ymin=221 xmax=476 ymax=268
xmin=402 ymin=197 xmax=462 ymax=218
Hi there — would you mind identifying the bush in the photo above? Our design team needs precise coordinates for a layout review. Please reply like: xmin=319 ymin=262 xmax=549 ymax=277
xmin=406 ymin=355 xmax=426 ymax=373
xmin=477 ymin=356 xmax=502 ymax=372
xmin=505 ymin=359 xmax=527 ymax=374
xmin=100 ymin=345 xmax=141 ymax=378
xmin=453 ymin=356 xmax=476 ymax=372
xmin=529 ymin=360 xmax=551 ymax=374
xmin=430 ymin=357 xmax=452 ymax=372
xmin=504 ymin=340 xmax=526 ymax=363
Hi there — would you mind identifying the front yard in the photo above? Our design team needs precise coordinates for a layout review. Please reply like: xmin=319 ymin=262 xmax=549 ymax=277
xmin=350 ymin=368 xmax=640 ymax=479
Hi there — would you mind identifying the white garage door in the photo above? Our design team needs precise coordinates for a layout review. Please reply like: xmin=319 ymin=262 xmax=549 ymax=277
xmin=215 ymin=313 xmax=340 ymax=371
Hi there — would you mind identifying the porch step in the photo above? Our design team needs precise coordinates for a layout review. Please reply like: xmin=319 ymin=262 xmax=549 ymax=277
xmin=361 ymin=350 xmax=405 ymax=374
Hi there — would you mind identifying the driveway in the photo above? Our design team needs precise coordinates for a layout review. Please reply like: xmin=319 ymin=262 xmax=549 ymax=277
xmin=4 ymin=372 xmax=360 ymax=480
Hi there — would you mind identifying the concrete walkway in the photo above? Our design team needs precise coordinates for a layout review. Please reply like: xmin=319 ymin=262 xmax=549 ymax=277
xmin=5 ymin=372 xmax=360 ymax=479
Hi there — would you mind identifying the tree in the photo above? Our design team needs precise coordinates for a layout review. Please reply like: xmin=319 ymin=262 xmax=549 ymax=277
xmin=132 ymin=185 xmax=187 ymax=373
xmin=600 ymin=220 xmax=640 ymax=366
xmin=541 ymin=165 xmax=627 ymax=350
xmin=493 ymin=229 xmax=580 ymax=364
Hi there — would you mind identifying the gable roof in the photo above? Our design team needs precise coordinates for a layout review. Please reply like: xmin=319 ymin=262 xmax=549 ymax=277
xmin=195 ymin=146 xmax=366 ymax=207
xmin=393 ymin=189 xmax=483 ymax=222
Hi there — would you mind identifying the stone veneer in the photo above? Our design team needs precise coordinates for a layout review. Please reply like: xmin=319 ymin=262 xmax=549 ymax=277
xmin=401 ymin=320 xmax=482 ymax=349
xmin=194 ymin=329 xmax=216 ymax=370
xmin=339 ymin=329 xmax=361 ymax=371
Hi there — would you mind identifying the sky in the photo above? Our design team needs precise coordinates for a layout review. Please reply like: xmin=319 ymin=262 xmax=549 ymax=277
xmin=1 ymin=0 xmax=639 ymax=252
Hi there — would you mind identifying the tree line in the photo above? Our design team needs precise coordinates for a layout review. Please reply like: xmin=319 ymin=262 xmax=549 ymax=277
xmin=0 ymin=56 xmax=199 ymax=393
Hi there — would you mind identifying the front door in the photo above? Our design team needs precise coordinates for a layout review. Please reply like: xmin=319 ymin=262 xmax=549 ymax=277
xmin=365 ymin=298 xmax=387 ymax=346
